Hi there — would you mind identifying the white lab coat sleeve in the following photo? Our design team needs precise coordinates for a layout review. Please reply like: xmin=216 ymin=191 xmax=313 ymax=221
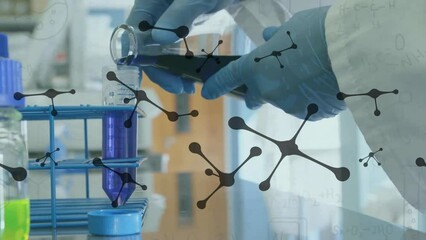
xmin=226 ymin=0 xmax=291 ymax=45
xmin=325 ymin=0 xmax=426 ymax=212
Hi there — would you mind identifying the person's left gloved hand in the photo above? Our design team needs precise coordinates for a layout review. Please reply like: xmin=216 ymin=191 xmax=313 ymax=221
xmin=201 ymin=6 xmax=346 ymax=121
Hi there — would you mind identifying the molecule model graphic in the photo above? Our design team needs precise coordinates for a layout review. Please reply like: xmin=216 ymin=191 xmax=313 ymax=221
xmin=138 ymin=20 xmax=194 ymax=58
xmin=35 ymin=148 xmax=60 ymax=167
xmin=14 ymin=89 xmax=76 ymax=116
xmin=19 ymin=1 xmax=69 ymax=40
xmin=196 ymin=40 xmax=223 ymax=73
xmin=359 ymin=148 xmax=383 ymax=167
xmin=92 ymin=157 xmax=147 ymax=208
xmin=189 ymin=142 xmax=262 ymax=209
xmin=228 ymin=104 xmax=350 ymax=191
xmin=254 ymin=31 xmax=297 ymax=68
xmin=336 ymin=88 xmax=399 ymax=116
xmin=0 ymin=163 xmax=27 ymax=182
xmin=106 ymin=71 xmax=198 ymax=127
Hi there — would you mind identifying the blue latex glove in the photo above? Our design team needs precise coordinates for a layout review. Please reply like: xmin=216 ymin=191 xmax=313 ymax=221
xmin=202 ymin=6 xmax=346 ymax=121
xmin=126 ymin=0 xmax=237 ymax=94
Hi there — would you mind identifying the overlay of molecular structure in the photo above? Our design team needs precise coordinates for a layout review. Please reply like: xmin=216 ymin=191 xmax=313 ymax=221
xmin=92 ymin=157 xmax=147 ymax=208
xmin=359 ymin=148 xmax=383 ymax=167
xmin=14 ymin=89 xmax=76 ymax=116
xmin=0 ymin=163 xmax=27 ymax=182
xmin=228 ymin=104 xmax=350 ymax=191
xmin=189 ymin=142 xmax=261 ymax=209
xmin=254 ymin=31 xmax=297 ymax=68
xmin=106 ymin=71 xmax=198 ymax=128
xmin=35 ymin=148 xmax=60 ymax=167
xmin=196 ymin=40 xmax=223 ymax=73
xmin=336 ymin=89 xmax=399 ymax=116
xmin=138 ymin=20 xmax=194 ymax=58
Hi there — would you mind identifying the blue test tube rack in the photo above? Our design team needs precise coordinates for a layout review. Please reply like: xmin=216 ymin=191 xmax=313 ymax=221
xmin=19 ymin=105 xmax=148 ymax=232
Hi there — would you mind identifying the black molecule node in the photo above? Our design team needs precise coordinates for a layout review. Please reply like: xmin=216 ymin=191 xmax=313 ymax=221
xmin=138 ymin=20 xmax=194 ymax=58
xmin=416 ymin=158 xmax=426 ymax=167
xmin=254 ymin=31 xmax=297 ymax=68
xmin=14 ymin=89 xmax=76 ymax=116
xmin=359 ymin=148 xmax=383 ymax=167
xmin=336 ymin=89 xmax=399 ymax=116
xmin=228 ymin=104 xmax=350 ymax=191
xmin=106 ymin=71 xmax=198 ymax=128
xmin=189 ymin=142 xmax=261 ymax=209
xmin=35 ymin=148 xmax=60 ymax=167
xmin=92 ymin=157 xmax=147 ymax=208
xmin=196 ymin=40 xmax=223 ymax=73
xmin=0 ymin=163 xmax=27 ymax=182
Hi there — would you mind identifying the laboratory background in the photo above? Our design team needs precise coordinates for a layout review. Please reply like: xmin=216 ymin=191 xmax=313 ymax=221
xmin=0 ymin=0 xmax=426 ymax=239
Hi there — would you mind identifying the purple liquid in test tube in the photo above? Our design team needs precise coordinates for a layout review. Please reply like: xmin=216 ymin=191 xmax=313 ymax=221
xmin=102 ymin=66 xmax=139 ymax=207
xmin=102 ymin=110 xmax=137 ymax=206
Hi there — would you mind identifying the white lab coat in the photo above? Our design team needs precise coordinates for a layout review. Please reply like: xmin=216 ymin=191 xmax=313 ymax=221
xmin=226 ymin=0 xmax=292 ymax=45
xmin=229 ymin=0 xmax=426 ymax=213
xmin=326 ymin=0 xmax=426 ymax=213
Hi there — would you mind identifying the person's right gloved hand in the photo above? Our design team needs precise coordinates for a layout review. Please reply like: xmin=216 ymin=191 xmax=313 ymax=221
xmin=201 ymin=6 xmax=346 ymax=121
xmin=126 ymin=0 xmax=237 ymax=94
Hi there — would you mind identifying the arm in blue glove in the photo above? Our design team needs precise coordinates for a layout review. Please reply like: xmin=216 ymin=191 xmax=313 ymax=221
xmin=202 ymin=6 xmax=346 ymax=121
xmin=126 ymin=0 xmax=237 ymax=94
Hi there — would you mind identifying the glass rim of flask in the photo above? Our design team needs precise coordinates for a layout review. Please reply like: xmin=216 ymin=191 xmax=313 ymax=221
xmin=110 ymin=24 xmax=138 ymax=65
xmin=110 ymin=24 xmax=187 ymax=66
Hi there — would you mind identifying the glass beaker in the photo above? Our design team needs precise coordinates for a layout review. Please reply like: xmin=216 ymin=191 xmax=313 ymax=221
xmin=109 ymin=24 xmax=246 ymax=96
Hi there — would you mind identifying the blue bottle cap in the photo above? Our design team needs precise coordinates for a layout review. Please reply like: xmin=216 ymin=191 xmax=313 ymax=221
xmin=0 ymin=33 xmax=9 ymax=58
xmin=88 ymin=209 xmax=143 ymax=236
xmin=0 ymin=32 xmax=24 ymax=108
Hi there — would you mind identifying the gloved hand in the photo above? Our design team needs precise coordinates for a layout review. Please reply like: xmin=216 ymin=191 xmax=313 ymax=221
xmin=201 ymin=6 xmax=346 ymax=121
xmin=126 ymin=0 xmax=237 ymax=94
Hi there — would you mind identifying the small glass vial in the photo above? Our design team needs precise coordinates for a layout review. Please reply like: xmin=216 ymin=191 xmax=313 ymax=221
xmin=0 ymin=108 xmax=29 ymax=239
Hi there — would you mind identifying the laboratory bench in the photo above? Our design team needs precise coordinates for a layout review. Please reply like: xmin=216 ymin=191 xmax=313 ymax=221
xmin=28 ymin=172 xmax=426 ymax=240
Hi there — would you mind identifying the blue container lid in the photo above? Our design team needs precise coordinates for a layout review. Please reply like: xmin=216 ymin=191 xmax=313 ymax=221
xmin=0 ymin=33 xmax=8 ymax=58
xmin=88 ymin=209 xmax=143 ymax=236
xmin=0 ymin=32 xmax=24 ymax=108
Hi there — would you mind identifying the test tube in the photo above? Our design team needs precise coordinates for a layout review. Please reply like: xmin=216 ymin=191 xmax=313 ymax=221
xmin=102 ymin=66 xmax=139 ymax=206
xmin=110 ymin=24 xmax=247 ymax=96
